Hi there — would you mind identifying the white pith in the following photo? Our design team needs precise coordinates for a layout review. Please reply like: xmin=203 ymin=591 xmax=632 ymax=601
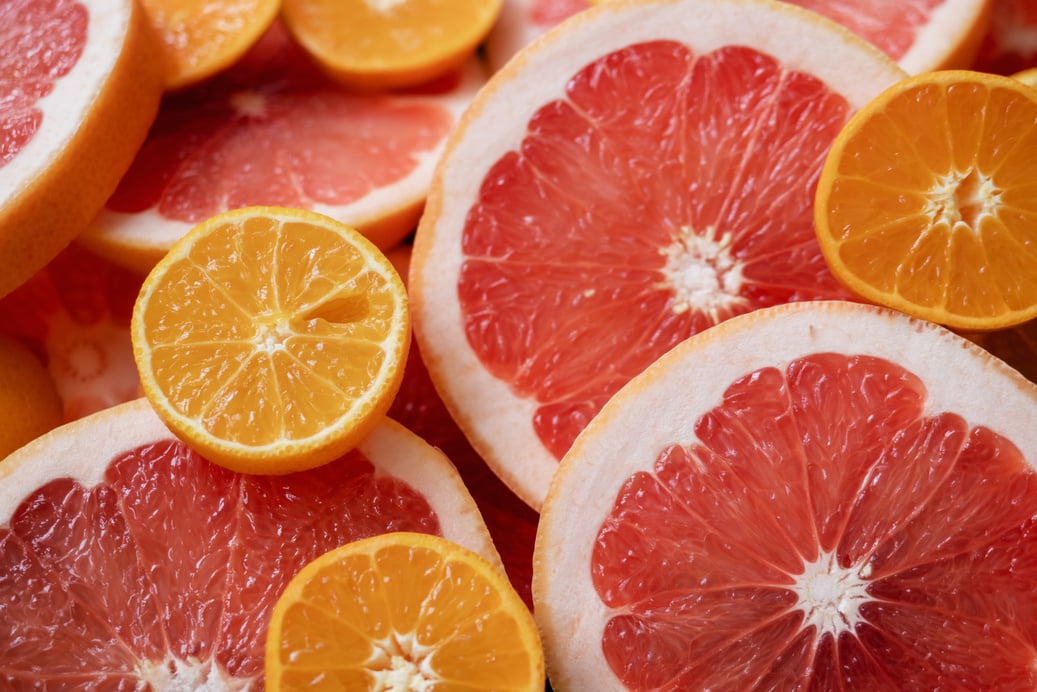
xmin=924 ymin=166 xmax=1002 ymax=231
xmin=660 ymin=225 xmax=747 ymax=319
xmin=367 ymin=632 xmax=438 ymax=691
xmin=792 ymin=550 xmax=871 ymax=640
xmin=136 ymin=655 xmax=253 ymax=691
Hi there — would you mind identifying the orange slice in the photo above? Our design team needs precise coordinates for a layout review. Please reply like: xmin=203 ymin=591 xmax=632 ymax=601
xmin=411 ymin=0 xmax=906 ymax=509
xmin=1013 ymin=65 xmax=1037 ymax=87
xmin=534 ymin=300 xmax=1037 ymax=689
xmin=138 ymin=0 xmax=280 ymax=90
xmin=266 ymin=531 xmax=544 ymax=690
xmin=814 ymin=69 xmax=1037 ymax=332
xmin=131 ymin=206 xmax=410 ymax=475
xmin=0 ymin=335 xmax=62 ymax=460
xmin=0 ymin=0 xmax=162 ymax=300
xmin=0 ymin=399 xmax=500 ymax=685
xmin=280 ymin=0 xmax=502 ymax=89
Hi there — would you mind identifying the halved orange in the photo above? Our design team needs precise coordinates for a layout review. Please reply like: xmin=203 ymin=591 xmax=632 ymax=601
xmin=280 ymin=0 xmax=502 ymax=89
xmin=0 ymin=334 xmax=62 ymax=460
xmin=265 ymin=531 xmax=545 ymax=690
xmin=138 ymin=0 xmax=280 ymax=90
xmin=815 ymin=69 xmax=1037 ymax=331
xmin=131 ymin=206 xmax=410 ymax=475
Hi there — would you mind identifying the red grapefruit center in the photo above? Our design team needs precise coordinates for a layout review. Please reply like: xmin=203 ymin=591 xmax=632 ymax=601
xmin=593 ymin=352 xmax=1037 ymax=688
xmin=459 ymin=41 xmax=855 ymax=459
xmin=0 ymin=438 xmax=441 ymax=685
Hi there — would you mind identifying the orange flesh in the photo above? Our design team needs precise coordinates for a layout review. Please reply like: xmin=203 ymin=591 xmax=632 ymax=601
xmin=593 ymin=352 xmax=1037 ymax=688
xmin=0 ymin=440 xmax=440 ymax=684
xmin=460 ymin=41 xmax=856 ymax=459
xmin=824 ymin=78 xmax=1037 ymax=322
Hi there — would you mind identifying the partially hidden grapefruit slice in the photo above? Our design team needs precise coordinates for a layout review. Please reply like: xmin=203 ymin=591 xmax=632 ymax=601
xmin=0 ymin=243 xmax=143 ymax=422
xmin=0 ymin=398 xmax=499 ymax=686
xmin=971 ymin=0 xmax=1037 ymax=75
xmin=534 ymin=300 xmax=1037 ymax=689
xmin=80 ymin=21 xmax=486 ymax=275
xmin=0 ymin=0 xmax=163 ymax=299
xmin=484 ymin=0 xmax=590 ymax=71
xmin=411 ymin=0 xmax=907 ymax=509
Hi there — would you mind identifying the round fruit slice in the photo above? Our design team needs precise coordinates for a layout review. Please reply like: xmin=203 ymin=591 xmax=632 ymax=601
xmin=0 ymin=335 xmax=62 ymax=460
xmin=266 ymin=531 xmax=544 ymax=690
xmin=0 ymin=0 xmax=162 ymax=299
xmin=138 ymin=0 xmax=279 ymax=90
xmin=132 ymin=206 xmax=410 ymax=475
xmin=81 ymin=22 xmax=485 ymax=275
xmin=972 ymin=0 xmax=1037 ymax=75
xmin=281 ymin=0 xmax=502 ymax=90
xmin=815 ymin=69 xmax=1037 ymax=332
xmin=0 ymin=243 xmax=143 ymax=422
xmin=411 ymin=0 xmax=906 ymax=509
xmin=534 ymin=300 xmax=1037 ymax=689
xmin=0 ymin=399 xmax=499 ymax=686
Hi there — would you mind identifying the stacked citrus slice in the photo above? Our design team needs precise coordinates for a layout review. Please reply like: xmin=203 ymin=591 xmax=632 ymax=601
xmin=535 ymin=301 xmax=1037 ymax=688
xmin=412 ymin=0 xmax=906 ymax=508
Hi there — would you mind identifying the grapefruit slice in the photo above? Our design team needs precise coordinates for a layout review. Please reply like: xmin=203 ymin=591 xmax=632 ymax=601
xmin=534 ymin=300 xmax=1037 ymax=689
xmin=80 ymin=21 xmax=486 ymax=275
xmin=0 ymin=398 xmax=499 ymax=686
xmin=972 ymin=0 xmax=1037 ymax=75
xmin=0 ymin=243 xmax=143 ymax=422
xmin=411 ymin=0 xmax=906 ymax=509
xmin=0 ymin=0 xmax=162 ymax=299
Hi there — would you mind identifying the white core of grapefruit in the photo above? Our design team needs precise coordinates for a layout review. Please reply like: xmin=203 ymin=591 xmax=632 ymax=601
xmin=412 ymin=0 xmax=906 ymax=509
xmin=532 ymin=300 xmax=1037 ymax=689
xmin=0 ymin=0 xmax=131 ymax=210
xmin=86 ymin=57 xmax=487 ymax=259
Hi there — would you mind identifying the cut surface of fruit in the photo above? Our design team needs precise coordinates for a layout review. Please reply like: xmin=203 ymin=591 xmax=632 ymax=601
xmin=783 ymin=0 xmax=992 ymax=73
xmin=266 ymin=531 xmax=544 ymax=690
xmin=0 ymin=335 xmax=63 ymax=460
xmin=280 ymin=0 xmax=501 ymax=90
xmin=0 ymin=399 xmax=499 ymax=686
xmin=82 ymin=22 xmax=485 ymax=275
xmin=534 ymin=301 xmax=1037 ymax=690
xmin=0 ymin=0 xmax=162 ymax=299
xmin=138 ymin=0 xmax=279 ymax=90
xmin=0 ymin=243 xmax=143 ymax=422
xmin=972 ymin=0 xmax=1037 ymax=75
xmin=815 ymin=69 xmax=1037 ymax=332
xmin=132 ymin=206 xmax=410 ymax=475
xmin=411 ymin=0 xmax=906 ymax=509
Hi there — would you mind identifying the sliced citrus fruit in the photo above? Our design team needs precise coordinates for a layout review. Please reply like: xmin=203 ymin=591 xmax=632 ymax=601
xmin=1014 ymin=65 xmax=1037 ymax=86
xmin=411 ymin=0 xmax=906 ymax=509
xmin=534 ymin=300 xmax=1037 ymax=689
xmin=0 ymin=0 xmax=162 ymax=300
xmin=280 ymin=0 xmax=502 ymax=90
xmin=388 ymin=243 xmax=540 ymax=609
xmin=485 ymin=0 xmax=590 ymax=71
xmin=0 ymin=243 xmax=143 ymax=422
xmin=814 ymin=69 xmax=1037 ymax=332
xmin=80 ymin=22 xmax=484 ymax=275
xmin=0 ymin=335 xmax=63 ymax=460
xmin=784 ymin=0 xmax=992 ymax=73
xmin=132 ymin=206 xmax=410 ymax=475
xmin=138 ymin=0 xmax=280 ymax=90
xmin=266 ymin=531 xmax=544 ymax=690
xmin=0 ymin=398 xmax=499 ymax=685
xmin=972 ymin=0 xmax=1037 ymax=75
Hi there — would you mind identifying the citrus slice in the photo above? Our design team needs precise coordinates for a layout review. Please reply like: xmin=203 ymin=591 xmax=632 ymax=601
xmin=280 ymin=0 xmax=502 ymax=90
xmin=1013 ymin=65 xmax=1037 ymax=86
xmin=783 ymin=0 xmax=992 ymax=73
xmin=0 ymin=335 xmax=63 ymax=460
xmin=80 ymin=22 xmax=485 ymax=275
xmin=534 ymin=300 xmax=1037 ymax=689
xmin=411 ymin=0 xmax=906 ymax=509
xmin=0 ymin=243 xmax=143 ymax=422
xmin=266 ymin=531 xmax=544 ymax=690
xmin=972 ymin=0 xmax=1037 ymax=75
xmin=138 ymin=0 xmax=279 ymax=90
xmin=132 ymin=206 xmax=410 ymax=475
xmin=814 ymin=69 xmax=1037 ymax=332
xmin=0 ymin=0 xmax=162 ymax=300
xmin=0 ymin=398 xmax=499 ymax=685
xmin=388 ymin=244 xmax=540 ymax=609
xmin=485 ymin=0 xmax=590 ymax=71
